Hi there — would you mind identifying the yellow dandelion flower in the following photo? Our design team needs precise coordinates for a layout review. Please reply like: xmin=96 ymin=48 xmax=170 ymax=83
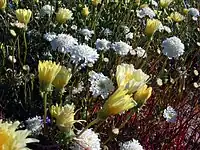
xmin=159 ymin=0 xmax=173 ymax=8
xmin=134 ymin=84 xmax=152 ymax=107
xmin=16 ymin=9 xmax=32 ymax=25
xmin=170 ymin=12 xmax=184 ymax=22
xmin=98 ymin=88 xmax=137 ymax=120
xmin=56 ymin=8 xmax=73 ymax=24
xmin=145 ymin=19 xmax=162 ymax=37
xmin=82 ymin=6 xmax=89 ymax=17
xmin=38 ymin=60 xmax=61 ymax=92
xmin=0 ymin=120 xmax=39 ymax=149
xmin=52 ymin=66 xmax=72 ymax=91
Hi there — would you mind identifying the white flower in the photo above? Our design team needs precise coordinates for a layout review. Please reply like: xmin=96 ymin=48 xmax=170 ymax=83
xmin=162 ymin=36 xmax=185 ymax=59
xmin=136 ymin=7 xmax=156 ymax=18
xmin=156 ymin=78 xmax=163 ymax=86
xmin=72 ymin=81 xmax=84 ymax=94
xmin=112 ymin=41 xmax=132 ymax=56
xmin=70 ymin=44 xmax=99 ymax=67
xmin=89 ymin=71 xmax=115 ymax=99
xmin=40 ymin=5 xmax=55 ymax=17
xmin=26 ymin=116 xmax=43 ymax=135
xmin=163 ymin=106 xmax=177 ymax=123
xmin=80 ymin=28 xmax=94 ymax=41
xmin=134 ymin=47 xmax=147 ymax=58
xmin=188 ymin=8 xmax=199 ymax=20
xmin=43 ymin=32 xmax=57 ymax=42
xmin=159 ymin=25 xmax=172 ymax=33
xmin=72 ymin=128 xmax=101 ymax=150
xmin=95 ymin=39 xmax=111 ymax=51
xmin=151 ymin=0 xmax=158 ymax=6
xmin=119 ymin=139 xmax=144 ymax=150
xmin=8 ymin=55 xmax=17 ymax=63
xmin=50 ymin=34 xmax=78 ymax=53
xmin=71 ymin=25 xmax=78 ymax=30
xmin=103 ymin=28 xmax=112 ymax=36
xmin=126 ymin=32 xmax=133 ymax=39
xmin=121 ymin=25 xmax=130 ymax=34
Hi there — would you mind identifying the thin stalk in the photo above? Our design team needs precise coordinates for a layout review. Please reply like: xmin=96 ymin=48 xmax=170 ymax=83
xmin=23 ymin=31 xmax=27 ymax=64
xmin=43 ymin=92 xmax=48 ymax=134
xmin=17 ymin=36 xmax=23 ymax=67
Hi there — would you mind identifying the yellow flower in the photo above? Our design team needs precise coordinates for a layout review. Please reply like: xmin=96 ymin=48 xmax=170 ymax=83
xmin=145 ymin=19 xmax=162 ymax=37
xmin=140 ymin=4 xmax=149 ymax=8
xmin=38 ymin=60 xmax=61 ymax=92
xmin=159 ymin=0 xmax=173 ymax=8
xmin=50 ymin=104 xmax=76 ymax=132
xmin=134 ymin=0 xmax=140 ymax=6
xmin=170 ymin=12 xmax=184 ymax=22
xmin=52 ymin=66 xmax=72 ymax=91
xmin=0 ymin=120 xmax=39 ymax=149
xmin=0 ymin=0 xmax=6 ymax=10
xmin=183 ymin=8 xmax=189 ymax=15
xmin=92 ymin=0 xmax=101 ymax=6
xmin=16 ymin=9 xmax=32 ymax=25
xmin=56 ymin=8 xmax=73 ymax=24
xmin=134 ymin=84 xmax=152 ymax=107
xmin=82 ymin=6 xmax=89 ymax=17
xmin=98 ymin=88 xmax=137 ymax=119
xmin=116 ymin=64 xmax=149 ymax=93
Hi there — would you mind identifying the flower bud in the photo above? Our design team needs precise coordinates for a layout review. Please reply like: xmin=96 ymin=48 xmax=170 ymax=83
xmin=82 ymin=6 xmax=89 ymax=17
xmin=16 ymin=9 xmax=32 ymax=25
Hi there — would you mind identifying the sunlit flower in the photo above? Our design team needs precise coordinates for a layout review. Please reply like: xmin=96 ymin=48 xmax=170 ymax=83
xmin=16 ymin=9 xmax=32 ymax=25
xmin=134 ymin=84 xmax=152 ymax=106
xmin=159 ymin=25 xmax=172 ymax=33
xmin=72 ymin=81 xmax=84 ymax=94
xmin=163 ymin=106 xmax=177 ymax=123
xmin=112 ymin=41 xmax=132 ymax=56
xmin=72 ymin=129 xmax=101 ymax=150
xmin=92 ymin=0 xmax=101 ymax=6
xmin=116 ymin=63 xmax=149 ymax=93
xmin=159 ymin=0 xmax=173 ymax=8
xmin=50 ymin=104 xmax=76 ymax=132
xmin=162 ymin=36 xmax=185 ymax=59
xmin=145 ymin=19 xmax=162 ymax=37
xmin=126 ymin=32 xmax=133 ymax=40
xmin=8 ymin=55 xmax=16 ymax=63
xmin=70 ymin=44 xmax=99 ymax=67
xmin=170 ymin=12 xmax=184 ymax=22
xmin=95 ymin=39 xmax=111 ymax=51
xmin=38 ymin=60 xmax=61 ymax=92
xmin=80 ymin=28 xmax=94 ymax=41
xmin=52 ymin=66 xmax=72 ymax=91
xmin=0 ymin=0 xmax=6 ymax=10
xmin=82 ymin=6 xmax=89 ymax=17
xmin=40 ymin=5 xmax=55 ymax=17
xmin=43 ymin=32 xmax=57 ymax=42
xmin=136 ymin=7 xmax=156 ymax=18
xmin=26 ymin=116 xmax=43 ymax=135
xmin=89 ymin=71 xmax=115 ymax=99
xmin=56 ymin=8 xmax=73 ymax=24
xmin=132 ymin=47 xmax=147 ymax=58
xmin=188 ymin=8 xmax=199 ymax=21
xmin=50 ymin=34 xmax=78 ymax=53
xmin=0 ymin=120 xmax=39 ymax=149
xmin=98 ymin=88 xmax=137 ymax=119
xmin=119 ymin=138 xmax=144 ymax=150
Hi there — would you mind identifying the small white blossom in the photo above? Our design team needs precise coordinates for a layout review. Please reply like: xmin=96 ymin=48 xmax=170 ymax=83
xmin=151 ymin=0 xmax=158 ymax=6
xmin=26 ymin=116 xmax=43 ymax=135
xmin=119 ymin=139 xmax=144 ymax=150
xmin=95 ymin=39 xmax=111 ymax=51
xmin=193 ymin=70 xmax=199 ymax=76
xmin=50 ymin=34 xmax=78 ymax=53
xmin=103 ymin=57 xmax=109 ymax=62
xmin=126 ymin=32 xmax=133 ymax=39
xmin=188 ymin=8 xmax=199 ymax=21
xmin=136 ymin=7 xmax=156 ymax=18
xmin=71 ymin=25 xmax=78 ymax=30
xmin=121 ymin=25 xmax=130 ymax=34
xmin=134 ymin=47 xmax=147 ymax=58
xmin=80 ymin=28 xmax=94 ymax=41
xmin=40 ymin=5 xmax=55 ymax=17
xmin=72 ymin=81 xmax=84 ymax=94
xmin=159 ymin=25 xmax=172 ymax=33
xmin=163 ymin=106 xmax=177 ymax=123
xmin=193 ymin=82 xmax=199 ymax=88
xmin=103 ymin=28 xmax=112 ymax=36
xmin=112 ymin=41 xmax=132 ymax=56
xmin=89 ymin=71 xmax=114 ymax=99
xmin=157 ymin=78 xmax=163 ymax=86
xmin=43 ymin=32 xmax=57 ymax=42
xmin=70 ymin=44 xmax=99 ymax=67
xmin=162 ymin=36 xmax=185 ymax=59
xmin=72 ymin=128 xmax=101 ymax=150
xmin=8 ymin=55 xmax=17 ymax=63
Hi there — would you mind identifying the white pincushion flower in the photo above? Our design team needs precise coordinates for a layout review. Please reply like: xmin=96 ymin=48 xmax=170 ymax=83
xmin=26 ymin=116 xmax=43 ymax=135
xmin=43 ymin=32 xmax=57 ymax=42
xmin=40 ymin=5 xmax=55 ymax=17
xmin=163 ymin=106 xmax=177 ymax=123
xmin=80 ymin=28 xmax=94 ymax=41
xmin=112 ymin=41 xmax=132 ymax=56
xmin=50 ymin=34 xmax=78 ymax=53
xmin=70 ymin=44 xmax=99 ymax=67
xmin=188 ymin=8 xmax=199 ymax=21
xmin=134 ymin=47 xmax=147 ymax=58
xmin=89 ymin=71 xmax=115 ymax=99
xmin=119 ymin=139 xmax=144 ymax=150
xmin=136 ymin=7 xmax=156 ymax=18
xmin=72 ymin=128 xmax=101 ymax=150
xmin=95 ymin=39 xmax=111 ymax=51
xmin=162 ymin=36 xmax=185 ymax=59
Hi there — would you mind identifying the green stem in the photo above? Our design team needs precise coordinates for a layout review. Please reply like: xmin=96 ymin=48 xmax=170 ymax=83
xmin=17 ymin=36 xmax=23 ymax=67
xmin=23 ymin=31 xmax=27 ymax=64
xmin=43 ymin=92 xmax=48 ymax=134
xmin=77 ymin=118 xmax=100 ymax=138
